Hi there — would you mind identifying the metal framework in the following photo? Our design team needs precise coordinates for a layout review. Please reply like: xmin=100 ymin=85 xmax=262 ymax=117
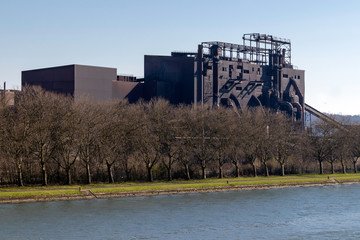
xmin=243 ymin=33 xmax=291 ymax=65
xmin=201 ymin=33 xmax=291 ymax=66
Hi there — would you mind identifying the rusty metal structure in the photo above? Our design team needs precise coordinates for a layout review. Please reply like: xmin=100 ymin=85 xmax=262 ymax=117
xmin=145 ymin=33 xmax=305 ymax=124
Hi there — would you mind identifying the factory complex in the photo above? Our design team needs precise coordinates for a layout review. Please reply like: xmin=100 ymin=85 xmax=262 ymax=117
xmin=19 ymin=33 xmax=333 ymax=126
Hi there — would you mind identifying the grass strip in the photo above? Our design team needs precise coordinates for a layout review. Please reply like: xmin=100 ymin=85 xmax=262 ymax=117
xmin=0 ymin=190 xmax=80 ymax=199
xmin=1 ymin=173 xmax=360 ymax=201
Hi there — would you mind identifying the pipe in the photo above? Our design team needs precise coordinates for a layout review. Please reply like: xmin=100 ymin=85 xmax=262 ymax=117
xmin=279 ymin=101 xmax=294 ymax=120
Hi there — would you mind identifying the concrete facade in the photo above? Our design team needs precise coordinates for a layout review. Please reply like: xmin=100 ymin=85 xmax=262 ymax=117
xmin=74 ymin=65 xmax=115 ymax=102
xmin=22 ymin=64 xmax=116 ymax=102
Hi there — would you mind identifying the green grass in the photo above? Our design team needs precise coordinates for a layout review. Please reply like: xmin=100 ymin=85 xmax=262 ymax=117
xmin=1 ymin=173 xmax=360 ymax=201
xmin=0 ymin=190 xmax=80 ymax=199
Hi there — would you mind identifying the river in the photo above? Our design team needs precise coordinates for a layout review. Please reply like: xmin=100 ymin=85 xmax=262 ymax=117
xmin=1 ymin=184 xmax=360 ymax=239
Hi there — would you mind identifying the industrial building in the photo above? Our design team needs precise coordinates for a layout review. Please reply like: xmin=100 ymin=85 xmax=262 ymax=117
xmin=22 ymin=33 xmax=337 ymax=127
xmin=145 ymin=33 xmax=305 ymax=123
xmin=22 ymin=64 xmax=142 ymax=102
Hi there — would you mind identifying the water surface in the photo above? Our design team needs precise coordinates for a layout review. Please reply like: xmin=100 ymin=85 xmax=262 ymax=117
xmin=1 ymin=184 xmax=360 ymax=239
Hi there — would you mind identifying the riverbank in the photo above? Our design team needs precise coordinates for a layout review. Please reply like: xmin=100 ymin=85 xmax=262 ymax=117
xmin=1 ymin=174 xmax=360 ymax=204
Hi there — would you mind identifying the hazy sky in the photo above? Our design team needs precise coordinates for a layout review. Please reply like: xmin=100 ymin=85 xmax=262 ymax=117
xmin=1 ymin=0 xmax=359 ymax=115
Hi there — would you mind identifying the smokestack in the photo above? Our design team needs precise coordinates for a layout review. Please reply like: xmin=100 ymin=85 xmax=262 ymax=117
xmin=4 ymin=81 xmax=6 ymax=91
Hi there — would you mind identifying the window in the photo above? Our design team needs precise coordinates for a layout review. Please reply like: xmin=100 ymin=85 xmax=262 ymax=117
xmin=237 ymin=65 xmax=242 ymax=69
xmin=283 ymin=74 xmax=288 ymax=78
xmin=236 ymin=86 xmax=242 ymax=91
xmin=222 ymin=67 xmax=227 ymax=71
xmin=252 ymin=67 xmax=255 ymax=72
xmin=244 ymin=69 xmax=250 ymax=74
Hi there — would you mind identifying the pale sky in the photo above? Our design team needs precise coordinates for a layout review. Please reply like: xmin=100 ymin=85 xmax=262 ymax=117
xmin=1 ymin=0 xmax=359 ymax=115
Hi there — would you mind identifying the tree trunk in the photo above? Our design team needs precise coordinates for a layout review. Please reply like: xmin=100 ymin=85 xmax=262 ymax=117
xmin=263 ymin=162 xmax=269 ymax=177
xmin=41 ymin=160 xmax=47 ymax=186
xmin=167 ymin=156 xmax=173 ymax=181
xmin=219 ymin=164 xmax=223 ymax=178
xmin=341 ymin=159 xmax=346 ymax=174
xmin=125 ymin=159 xmax=131 ymax=181
xmin=86 ymin=161 xmax=91 ymax=184
xmin=354 ymin=161 xmax=358 ymax=173
xmin=234 ymin=161 xmax=240 ymax=178
xmin=331 ymin=161 xmax=335 ymax=174
xmin=107 ymin=162 xmax=114 ymax=183
xmin=57 ymin=162 xmax=62 ymax=183
xmin=167 ymin=167 xmax=172 ymax=181
xmin=252 ymin=163 xmax=257 ymax=177
xmin=147 ymin=166 xmax=153 ymax=182
xmin=184 ymin=163 xmax=191 ymax=180
xmin=84 ymin=146 xmax=92 ymax=184
xmin=41 ymin=147 xmax=47 ymax=186
xmin=281 ymin=163 xmax=285 ymax=176
xmin=17 ymin=157 xmax=24 ymax=187
xmin=319 ymin=160 xmax=323 ymax=174
xmin=66 ymin=167 xmax=72 ymax=185
xmin=201 ymin=166 xmax=206 ymax=179
xmin=201 ymin=159 xmax=206 ymax=179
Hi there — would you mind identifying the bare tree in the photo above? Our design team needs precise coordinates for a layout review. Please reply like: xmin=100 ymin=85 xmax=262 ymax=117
xmin=242 ymin=109 xmax=266 ymax=177
xmin=149 ymin=99 xmax=178 ymax=181
xmin=0 ymin=90 xmax=33 ymax=186
xmin=350 ymin=126 xmax=360 ymax=173
xmin=134 ymin=99 xmax=168 ymax=182
xmin=310 ymin=120 xmax=334 ymax=174
xmin=53 ymin=100 xmax=79 ymax=185
xmin=23 ymin=86 xmax=68 ymax=185
xmin=187 ymin=106 xmax=215 ymax=179
xmin=75 ymin=98 xmax=103 ymax=184
xmin=98 ymin=100 xmax=143 ymax=183
xmin=208 ymin=107 xmax=235 ymax=178
xmin=175 ymin=105 xmax=195 ymax=180
xmin=329 ymin=128 xmax=351 ymax=174
xmin=269 ymin=112 xmax=296 ymax=176
xmin=227 ymin=110 xmax=249 ymax=178
xmin=257 ymin=139 xmax=272 ymax=176
xmin=255 ymin=111 xmax=272 ymax=177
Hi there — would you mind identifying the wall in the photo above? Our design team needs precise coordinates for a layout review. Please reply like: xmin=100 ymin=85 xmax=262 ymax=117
xmin=22 ymin=65 xmax=75 ymax=96
xmin=112 ymin=80 xmax=143 ymax=103
xmin=144 ymin=55 xmax=195 ymax=104
xmin=74 ymin=65 xmax=116 ymax=102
